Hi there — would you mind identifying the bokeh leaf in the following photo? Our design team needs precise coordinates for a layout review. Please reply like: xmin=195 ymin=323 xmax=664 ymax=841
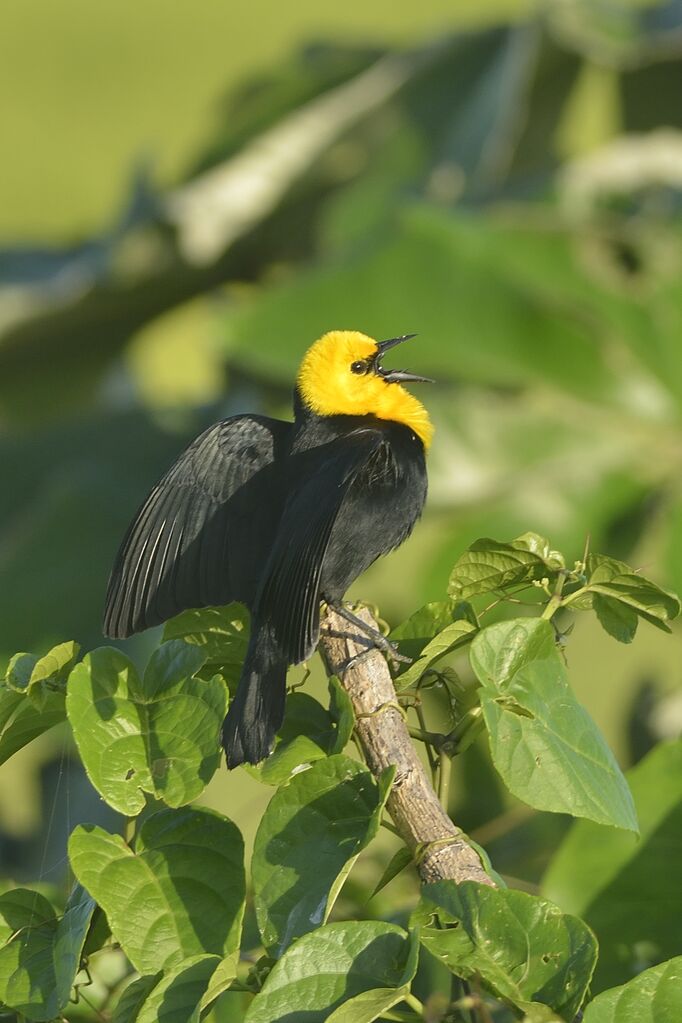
xmin=582 ymin=956 xmax=682 ymax=1023
xmin=0 ymin=884 xmax=95 ymax=1022
xmin=252 ymin=754 xmax=393 ymax=956
xmin=543 ymin=740 xmax=682 ymax=990
xmin=470 ymin=618 xmax=637 ymax=830
xmin=412 ymin=880 xmax=596 ymax=1021
xmin=68 ymin=807 xmax=245 ymax=974
xmin=67 ymin=641 xmax=227 ymax=813
xmin=245 ymin=921 xmax=415 ymax=1023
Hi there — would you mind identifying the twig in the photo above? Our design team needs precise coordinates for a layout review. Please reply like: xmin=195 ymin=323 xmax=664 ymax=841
xmin=319 ymin=607 xmax=494 ymax=887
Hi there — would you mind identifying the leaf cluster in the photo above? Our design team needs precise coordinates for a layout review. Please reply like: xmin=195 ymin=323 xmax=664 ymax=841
xmin=0 ymin=534 xmax=679 ymax=1021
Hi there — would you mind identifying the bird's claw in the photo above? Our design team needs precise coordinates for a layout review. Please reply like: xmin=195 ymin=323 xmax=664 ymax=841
xmin=343 ymin=636 xmax=411 ymax=672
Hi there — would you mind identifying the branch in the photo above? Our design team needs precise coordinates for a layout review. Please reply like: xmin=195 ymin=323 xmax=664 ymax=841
xmin=318 ymin=606 xmax=494 ymax=887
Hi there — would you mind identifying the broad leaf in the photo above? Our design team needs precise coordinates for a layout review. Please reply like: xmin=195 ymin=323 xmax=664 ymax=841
xmin=389 ymin=600 xmax=458 ymax=661
xmin=470 ymin=618 xmax=637 ymax=831
xmin=580 ymin=555 xmax=680 ymax=634
xmin=245 ymin=921 xmax=416 ymax=1023
xmin=0 ymin=685 xmax=66 ymax=767
xmin=246 ymin=688 xmax=351 ymax=786
xmin=593 ymin=594 xmax=639 ymax=644
xmin=583 ymin=956 xmax=682 ymax=1023
xmin=543 ymin=740 xmax=682 ymax=989
xmin=394 ymin=615 xmax=477 ymax=691
xmin=252 ymin=754 xmax=392 ymax=956
xmin=0 ymin=884 xmax=95 ymax=1022
xmin=113 ymin=956 xmax=236 ymax=1023
xmin=449 ymin=533 xmax=564 ymax=601
xmin=367 ymin=846 xmax=413 ymax=901
xmin=413 ymin=880 xmax=596 ymax=1021
xmin=27 ymin=640 xmax=80 ymax=706
xmin=163 ymin=603 xmax=250 ymax=685
xmin=69 ymin=807 xmax=245 ymax=974
xmin=67 ymin=641 xmax=227 ymax=813
xmin=112 ymin=977 xmax=160 ymax=1023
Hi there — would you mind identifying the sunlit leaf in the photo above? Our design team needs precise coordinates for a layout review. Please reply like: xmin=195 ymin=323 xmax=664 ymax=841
xmin=543 ymin=740 xmax=682 ymax=989
xmin=162 ymin=603 xmax=250 ymax=686
xmin=449 ymin=533 xmax=564 ymax=601
xmin=252 ymin=755 xmax=393 ymax=956
xmin=69 ymin=808 xmax=245 ymax=974
xmin=413 ymin=880 xmax=596 ymax=1021
xmin=470 ymin=618 xmax=637 ymax=830
xmin=245 ymin=922 xmax=416 ymax=1023
xmin=0 ymin=884 xmax=95 ymax=1022
xmin=582 ymin=956 xmax=682 ymax=1023
xmin=67 ymin=641 xmax=227 ymax=813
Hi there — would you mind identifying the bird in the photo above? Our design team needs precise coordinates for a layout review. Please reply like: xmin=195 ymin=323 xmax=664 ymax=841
xmin=103 ymin=330 xmax=434 ymax=767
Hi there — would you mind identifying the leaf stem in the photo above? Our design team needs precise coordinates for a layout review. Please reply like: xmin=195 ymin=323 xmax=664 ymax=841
xmin=413 ymin=700 xmax=439 ymax=781
xmin=404 ymin=992 xmax=426 ymax=1016
xmin=124 ymin=817 xmax=136 ymax=846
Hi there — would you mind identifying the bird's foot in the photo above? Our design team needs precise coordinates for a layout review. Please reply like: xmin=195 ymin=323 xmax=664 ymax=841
xmin=327 ymin=602 xmax=412 ymax=670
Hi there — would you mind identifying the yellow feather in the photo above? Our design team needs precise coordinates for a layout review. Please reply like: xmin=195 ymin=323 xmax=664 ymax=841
xmin=297 ymin=330 xmax=434 ymax=450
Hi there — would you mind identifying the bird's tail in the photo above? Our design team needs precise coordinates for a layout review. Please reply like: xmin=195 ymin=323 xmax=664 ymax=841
xmin=222 ymin=622 xmax=287 ymax=768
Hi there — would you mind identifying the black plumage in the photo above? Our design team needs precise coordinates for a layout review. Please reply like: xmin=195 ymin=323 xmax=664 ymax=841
xmin=103 ymin=331 xmax=432 ymax=767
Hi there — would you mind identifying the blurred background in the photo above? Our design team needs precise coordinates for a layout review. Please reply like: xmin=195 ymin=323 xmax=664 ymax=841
xmin=1 ymin=0 xmax=682 ymax=1004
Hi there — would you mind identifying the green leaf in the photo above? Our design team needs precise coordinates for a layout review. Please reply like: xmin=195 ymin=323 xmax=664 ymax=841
xmin=389 ymin=600 xmax=458 ymax=661
xmin=412 ymin=880 xmax=596 ymax=1021
xmin=163 ymin=603 xmax=250 ymax=686
xmin=4 ymin=653 xmax=38 ymax=693
xmin=27 ymin=640 xmax=80 ymax=706
xmin=252 ymin=754 xmax=393 ymax=956
xmin=593 ymin=594 xmax=639 ymax=643
xmin=394 ymin=615 xmax=478 ymax=691
xmin=66 ymin=641 xmax=227 ymax=813
xmin=113 ymin=961 xmax=235 ymax=1023
xmin=138 ymin=956 xmax=227 ymax=1023
xmin=0 ymin=884 xmax=95 ymax=1022
xmin=245 ymin=692 xmax=348 ymax=786
xmin=367 ymin=846 xmax=413 ymax=901
xmin=112 ymin=976 xmax=160 ymax=1023
xmin=449 ymin=533 xmax=564 ymax=601
xmin=326 ymin=929 xmax=419 ymax=1023
xmin=543 ymin=740 xmax=682 ymax=990
xmin=470 ymin=618 xmax=638 ymax=831
xmin=583 ymin=957 xmax=682 ymax=1023
xmin=0 ymin=685 xmax=66 ymax=768
xmin=580 ymin=555 xmax=681 ymax=633
xmin=68 ymin=807 xmax=245 ymax=974
xmin=245 ymin=921 xmax=416 ymax=1023
xmin=328 ymin=674 xmax=354 ymax=753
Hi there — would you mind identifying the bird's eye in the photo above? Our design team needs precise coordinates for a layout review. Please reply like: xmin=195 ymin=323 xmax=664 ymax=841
xmin=350 ymin=360 xmax=366 ymax=374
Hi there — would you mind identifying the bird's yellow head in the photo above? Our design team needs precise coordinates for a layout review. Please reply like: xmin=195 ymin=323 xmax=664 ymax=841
xmin=297 ymin=330 xmax=434 ymax=449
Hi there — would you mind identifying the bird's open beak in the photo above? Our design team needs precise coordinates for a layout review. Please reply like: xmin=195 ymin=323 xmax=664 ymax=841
xmin=374 ymin=334 xmax=435 ymax=384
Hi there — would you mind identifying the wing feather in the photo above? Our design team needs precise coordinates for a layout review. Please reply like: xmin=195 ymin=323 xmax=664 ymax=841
xmin=103 ymin=414 xmax=291 ymax=638
xmin=256 ymin=429 xmax=387 ymax=664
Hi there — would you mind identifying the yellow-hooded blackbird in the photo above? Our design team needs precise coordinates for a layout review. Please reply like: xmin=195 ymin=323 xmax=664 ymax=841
xmin=103 ymin=330 xmax=433 ymax=766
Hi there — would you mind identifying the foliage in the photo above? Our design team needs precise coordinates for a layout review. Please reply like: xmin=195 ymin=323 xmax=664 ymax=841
xmin=2 ymin=2 xmax=682 ymax=1020
xmin=0 ymin=533 xmax=679 ymax=1020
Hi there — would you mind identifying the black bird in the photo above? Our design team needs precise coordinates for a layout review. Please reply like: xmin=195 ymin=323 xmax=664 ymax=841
xmin=103 ymin=330 xmax=434 ymax=766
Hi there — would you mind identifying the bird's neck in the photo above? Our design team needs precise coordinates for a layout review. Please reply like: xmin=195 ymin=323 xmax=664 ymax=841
xmin=293 ymin=387 xmax=433 ymax=449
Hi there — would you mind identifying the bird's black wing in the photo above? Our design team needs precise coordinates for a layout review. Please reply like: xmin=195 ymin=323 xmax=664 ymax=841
xmin=255 ymin=427 xmax=388 ymax=664
xmin=103 ymin=415 xmax=291 ymax=638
